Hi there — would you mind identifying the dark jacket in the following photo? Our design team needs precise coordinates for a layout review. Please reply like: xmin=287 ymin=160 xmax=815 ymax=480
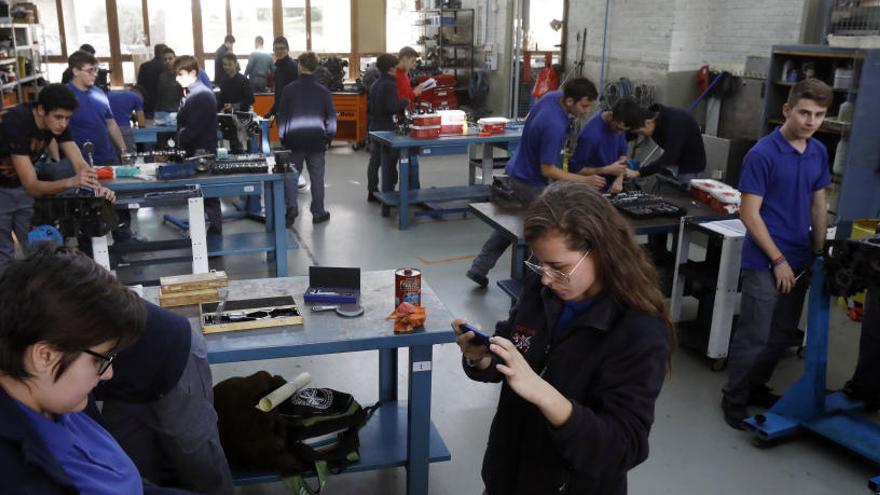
xmin=368 ymin=73 xmax=409 ymax=132
xmin=214 ymin=45 xmax=231 ymax=86
xmin=278 ymin=74 xmax=337 ymax=153
xmin=137 ymin=57 xmax=168 ymax=116
xmin=94 ymin=301 xmax=191 ymax=403
xmin=638 ymin=104 xmax=706 ymax=177
xmin=464 ymin=273 xmax=669 ymax=495
xmin=268 ymin=56 xmax=299 ymax=117
xmin=0 ymin=385 xmax=187 ymax=494
xmin=218 ymin=72 xmax=255 ymax=110
xmin=155 ymin=71 xmax=182 ymax=113
xmin=177 ymin=79 xmax=218 ymax=155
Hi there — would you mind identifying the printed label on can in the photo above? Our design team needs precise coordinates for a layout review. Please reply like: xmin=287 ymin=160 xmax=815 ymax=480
xmin=395 ymin=268 xmax=422 ymax=307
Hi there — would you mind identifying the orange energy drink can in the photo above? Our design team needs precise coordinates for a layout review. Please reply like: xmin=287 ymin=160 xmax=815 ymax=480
xmin=395 ymin=268 xmax=422 ymax=307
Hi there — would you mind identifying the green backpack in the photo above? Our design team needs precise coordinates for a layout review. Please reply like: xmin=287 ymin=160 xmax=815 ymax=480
xmin=214 ymin=371 xmax=377 ymax=494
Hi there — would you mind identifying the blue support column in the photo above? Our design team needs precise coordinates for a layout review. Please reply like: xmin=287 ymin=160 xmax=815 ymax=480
xmin=380 ymin=143 xmax=392 ymax=218
xmin=406 ymin=345 xmax=433 ymax=495
xmin=272 ymin=179 xmax=288 ymax=276
xmin=399 ymin=149 xmax=411 ymax=230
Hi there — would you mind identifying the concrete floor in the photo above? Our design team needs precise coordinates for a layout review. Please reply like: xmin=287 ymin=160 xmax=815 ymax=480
xmin=123 ymin=145 xmax=878 ymax=495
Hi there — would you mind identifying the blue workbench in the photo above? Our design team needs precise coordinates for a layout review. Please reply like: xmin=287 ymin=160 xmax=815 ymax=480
xmin=105 ymin=171 xmax=293 ymax=276
xmin=369 ymin=129 xmax=522 ymax=230
xmin=143 ymin=270 xmax=455 ymax=495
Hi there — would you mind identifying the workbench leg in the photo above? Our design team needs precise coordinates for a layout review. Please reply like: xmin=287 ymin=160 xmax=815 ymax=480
xmin=188 ymin=197 xmax=209 ymax=273
xmin=272 ymin=180 xmax=288 ymax=277
xmin=468 ymin=143 xmax=477 ymax=185
xmin=481 ymin=142 xmax=493 ymax=185
xmin=263 ymin=183 xmax=274 ymax=233
xmin=381 ymin=144 xmax=392 ymax=218
xmin=407 ymin=345 xmax=433 ymax=495
xmin=91 ymin=234 xmax=111 ymax=272
xmin=669 ymin=219 xmax=690 ymax=322
xmin=706 ymin=234 xmax=743 ymax=360
xmin=378 ymin=348 xmax=398 ymax=402
xmin=399 ymin=149 xmax=410 ymax=230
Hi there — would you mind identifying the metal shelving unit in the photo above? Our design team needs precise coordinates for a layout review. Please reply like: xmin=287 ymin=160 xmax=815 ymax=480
xmin=416 ymin=8 xmax=475 ymax=94
xmin=0 ymin=20 xmax=47 ymax=105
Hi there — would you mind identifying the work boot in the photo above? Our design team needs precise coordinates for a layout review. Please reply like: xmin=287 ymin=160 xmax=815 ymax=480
xmin=466 ymin=269 xmax=488 ymax=288
xmin=721 ymin=398 xmax=748 ymax=430
xmin=312 ymin=212 xmax=330 ymax=224
xmin=748 ymin=385 xmax=782 ymax=409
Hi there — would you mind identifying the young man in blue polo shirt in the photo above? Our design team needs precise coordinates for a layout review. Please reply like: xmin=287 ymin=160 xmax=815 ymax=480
xmin=66 ymin=51 xmax=128 ymax=165
xmin=466 ymin=77 xmax=602 ymax=288
xmin=722 ymin=79 xmax=833 ymax=429
xmin=174 ymin=55 xmax=222 ymax=236
xmin=569 ymin=96 xmax=647 ymax=193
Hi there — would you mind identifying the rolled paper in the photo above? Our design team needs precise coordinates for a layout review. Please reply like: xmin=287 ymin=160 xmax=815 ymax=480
xmin=256 ymin=372 xmax=312 ymax=412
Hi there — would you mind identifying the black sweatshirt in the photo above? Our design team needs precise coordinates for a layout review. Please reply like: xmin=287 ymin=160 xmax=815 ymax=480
xmin=218 ymin=72 xmax=255 ymax=110
xmin=368 ymin=73 xmax=409 ymax=131
xmin=268 ymin=56 xmax=299 ymax=117
xmin=464 ymin=273 xmax=669 ymax=495
xmin=137 ymin=57 xmax=168 ymax=116
xmin=278 ymin=73 xmax=337 ymax=153
xmin=638 ymin=104 xmax=706 ymax=177
xmin=177 ymin=79 xmax=218 ymax=155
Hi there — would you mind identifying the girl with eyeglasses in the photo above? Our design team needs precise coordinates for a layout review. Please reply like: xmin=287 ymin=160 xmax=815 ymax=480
xmin=453 ymin=182 xmax=675 ymax=495
xmin=0 ymin=246 xmax=184 ymax=494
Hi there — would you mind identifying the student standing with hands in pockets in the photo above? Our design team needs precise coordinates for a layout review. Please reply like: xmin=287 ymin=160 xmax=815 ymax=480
xmin=453 ymin=182 xmax=673 ymax=495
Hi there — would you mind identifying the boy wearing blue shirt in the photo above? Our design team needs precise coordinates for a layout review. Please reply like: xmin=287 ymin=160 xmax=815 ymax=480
xmin=66 ymin=51 xmax=128 ymax=165
xmin=722 ymin=79 xmax=832 ymax=429
xmin=466 ymin=78 xmax=601 ymax=288
xmin=569 ymin=96 xmax=646 ymax=193
xmin=107 ymin=87 xmax=146 ymax=151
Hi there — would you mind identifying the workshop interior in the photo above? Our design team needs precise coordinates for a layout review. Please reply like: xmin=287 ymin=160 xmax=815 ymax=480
xmin=0 ymin=0 xmax=879 ymax=494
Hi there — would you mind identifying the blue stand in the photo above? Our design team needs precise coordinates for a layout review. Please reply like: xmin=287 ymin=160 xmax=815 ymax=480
xmin=743 ymin=257 xmax=880 ymax=492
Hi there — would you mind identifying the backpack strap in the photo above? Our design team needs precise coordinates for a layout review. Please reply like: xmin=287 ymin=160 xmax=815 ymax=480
xmin=282 ymin=460 xmax=329 ymax=495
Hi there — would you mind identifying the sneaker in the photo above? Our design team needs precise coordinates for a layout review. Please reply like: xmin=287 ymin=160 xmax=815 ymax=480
xmin=285 ymin=207 xmax=297 ymax=228
xmin=312 ymin=212 xmax=330 ymax=224
xmin=721 ymin=398 xmax=748 ymax=430
xmin=466 ymin=269 xmax=489 ymax=288
xmin=367 ymin=192 xmax=379 ymax=203
xmin=843 ymin=382 xmax=880 ymax=413
xmin=297 ymin=174 xmax=308 ymax=191
xmin=748 ymin=385 xmax=782 ymax=409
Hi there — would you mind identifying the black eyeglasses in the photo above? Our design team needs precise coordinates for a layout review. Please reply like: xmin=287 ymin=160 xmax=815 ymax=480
xmin=82 ymin=349 xmax=117 ymax=376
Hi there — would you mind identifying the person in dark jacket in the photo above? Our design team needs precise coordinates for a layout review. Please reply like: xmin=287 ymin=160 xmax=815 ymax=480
xmin=217 ymin=52 xmax=254 ymax=111
xmin=155 ymin=48 xmax=182 ymax=114
xmin=630 ymin=103 xmax=706 ymax=183
xmin=97 ymin=301 xmax=234 ymax=495
xmin=365 ymin=53 xmax=409 ymax=202
xmin=213 ymin=35 xmax=235 ymax=86
xmin=453 ymin=182 xmax=673 ymax=495
xmin=278 ymin=51 xmax=336 ymax=226
xmin=0 ymin=245 xmax=186 ymax=495
xmin=266 ymin=36 xmax=298 ymax=118
xmin=137 ymin=44 xmax=169 ymax=118
xmin=174 ymin=55 xmax=222 ymax=235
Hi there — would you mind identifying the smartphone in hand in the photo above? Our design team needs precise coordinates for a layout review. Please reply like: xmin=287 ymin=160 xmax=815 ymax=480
xmin=460 ymin=322 xmax=491 ymax=347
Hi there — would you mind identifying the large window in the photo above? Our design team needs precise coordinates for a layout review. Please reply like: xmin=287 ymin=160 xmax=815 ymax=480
xmin=62 ymin=0 xmax=110 ymax=56
xmin=33 ymin=0 xmax=63 ymax=55
xmin=116 ymin=0 xmax=147 ymax=54
xmin=386 ymin=0 xmax=419 ymax=52
xmin=310 ymin=0 xmax=350 ymax=53
xmin=282 ymin=0 xmax=308 ymax=53
xmin=527 ymin=0 xmax=563 ymax=52
xmin=148 ymin=0 xmax=193 ymax=55
xmin=201 ymin=0 xmax=228 ymax=56
xmin=230 ymin=0 xmax=274 ymax=57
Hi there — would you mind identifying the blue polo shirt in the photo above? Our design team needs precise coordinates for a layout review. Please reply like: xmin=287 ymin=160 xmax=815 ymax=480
xmin=505 ymin=90 xmax=570 ymax=187
xmin=17 ymin=402 xmax=143 ymax=495
xmin=66 ymin=82 xmax=118 ymax=165
xmin=739 ymin=128 xmax=830 ymax=271
xmin=106 ymin=90 xmax=143 ymax=128
xmin=570 ymin=112 xmax=628 ymax=191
